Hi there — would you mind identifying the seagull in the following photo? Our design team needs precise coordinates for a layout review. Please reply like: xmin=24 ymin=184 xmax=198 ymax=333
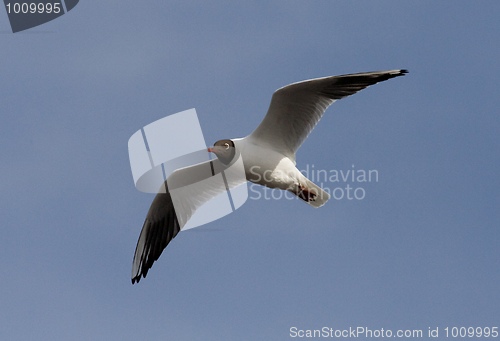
xmin=131 ymin=69 xmax=408 ymax=283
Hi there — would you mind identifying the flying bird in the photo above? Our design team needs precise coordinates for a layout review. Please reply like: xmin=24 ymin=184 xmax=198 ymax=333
xmin=131 ymin=69 xmax=408 ymax=283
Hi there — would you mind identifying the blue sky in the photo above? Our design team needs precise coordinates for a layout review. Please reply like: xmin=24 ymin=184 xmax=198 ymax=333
xmin=1 ymin=1 xmax=499 ymax=340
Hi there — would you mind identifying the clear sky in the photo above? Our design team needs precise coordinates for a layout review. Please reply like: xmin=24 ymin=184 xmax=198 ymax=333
xmin=1 ymin=2 xmax=499 ymax=340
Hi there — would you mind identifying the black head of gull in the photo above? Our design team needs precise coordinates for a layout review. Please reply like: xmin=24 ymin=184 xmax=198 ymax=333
xmin=208 ymin=139 xmax=236 ymax=165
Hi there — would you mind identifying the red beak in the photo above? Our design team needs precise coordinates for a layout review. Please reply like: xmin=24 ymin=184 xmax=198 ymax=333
xmin=207 ymin=147 xmax=214 ymax=153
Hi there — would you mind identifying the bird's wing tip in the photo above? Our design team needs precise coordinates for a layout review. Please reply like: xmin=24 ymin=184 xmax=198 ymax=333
xmin=131 ymin=268 xmax=149 ymax=284
xmin=131 ymin=273 xmax=146 ymax=285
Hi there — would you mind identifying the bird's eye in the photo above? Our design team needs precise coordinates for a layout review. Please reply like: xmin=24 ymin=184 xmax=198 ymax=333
xmin=224 ymin=142 xmax=229 ymax=150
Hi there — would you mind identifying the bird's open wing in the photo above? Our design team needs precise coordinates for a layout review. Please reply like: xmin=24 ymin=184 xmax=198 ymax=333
xmin=131 ymin=184 xmax=180 ymax=284
xmin=131 ymin=155 xmax=246 ymax=284
xmin=249 ymin=69 xmax=407 ymax=160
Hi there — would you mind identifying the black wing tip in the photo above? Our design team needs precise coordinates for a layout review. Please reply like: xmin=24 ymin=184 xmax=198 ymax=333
xmin=378 ymin=69 xmax=408 ymax=82
xmin=388 ymin=69 xmax=408 ymax=78
xmin=131 ymin=272 xmax=147 ymax=285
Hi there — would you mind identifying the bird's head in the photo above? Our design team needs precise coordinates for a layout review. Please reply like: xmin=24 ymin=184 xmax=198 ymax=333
xmin=208 ymin=139 xmax=236 ymax=165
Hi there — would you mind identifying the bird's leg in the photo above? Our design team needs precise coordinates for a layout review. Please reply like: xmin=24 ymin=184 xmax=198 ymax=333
xmin=292 ymin=183 xmax=317 ymax=202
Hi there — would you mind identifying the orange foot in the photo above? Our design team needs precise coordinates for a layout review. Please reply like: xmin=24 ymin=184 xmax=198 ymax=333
xmin=296 ymin=185 xmax=317 ymax=202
